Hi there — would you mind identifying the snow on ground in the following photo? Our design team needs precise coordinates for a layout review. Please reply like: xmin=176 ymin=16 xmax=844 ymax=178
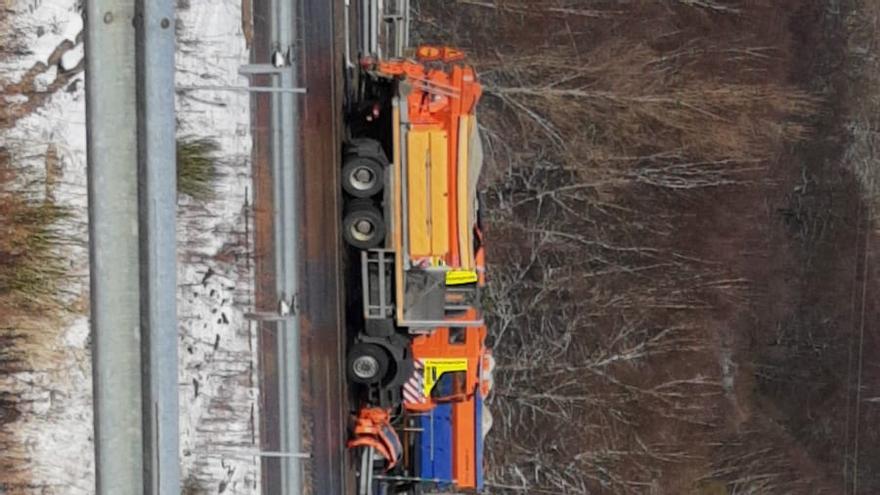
xmin=1 ymin=0 xmax=92 ymax=492
xmin=175 ymin=0 xmax=260 ymax=492
xmin=0 ymin=0 xmax=83 ymax=83
xmin=1 ymin=0 xmax=260 ymax=492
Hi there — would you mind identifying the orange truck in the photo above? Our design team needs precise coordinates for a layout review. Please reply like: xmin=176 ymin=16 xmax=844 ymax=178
xmin=340 ymin=17 xmax=492 ymax=492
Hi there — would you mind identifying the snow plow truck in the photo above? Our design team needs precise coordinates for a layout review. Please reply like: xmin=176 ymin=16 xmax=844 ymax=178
xmin=341 ymin=21 xmax=493 ymax=494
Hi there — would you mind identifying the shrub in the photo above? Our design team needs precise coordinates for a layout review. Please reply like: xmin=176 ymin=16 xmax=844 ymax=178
xmin=177 ymin=137 xmax=219 ymax=201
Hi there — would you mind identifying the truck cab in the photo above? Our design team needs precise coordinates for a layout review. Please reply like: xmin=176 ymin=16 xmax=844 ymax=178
xmin=349 ymin=322 xmax=493 ymax=494
xmin=404 ymin=324 xmax=494 ymax=491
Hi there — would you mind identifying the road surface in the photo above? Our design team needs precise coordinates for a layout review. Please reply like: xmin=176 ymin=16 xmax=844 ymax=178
xmin=251 ymin=0 xmax=352 ymax=493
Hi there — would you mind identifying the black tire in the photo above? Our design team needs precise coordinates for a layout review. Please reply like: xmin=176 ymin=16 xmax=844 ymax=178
xmin=342 ymin=155 xmax=385 ymax=198
xmin=343 ymin=202 xmax=385 ymax=249
xmin=348 ymin=343 xmax=389 ymax=385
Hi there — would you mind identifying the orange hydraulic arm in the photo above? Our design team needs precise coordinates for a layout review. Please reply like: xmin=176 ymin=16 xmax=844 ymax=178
xmin=347 ymin=407 xmax=403 ymax=469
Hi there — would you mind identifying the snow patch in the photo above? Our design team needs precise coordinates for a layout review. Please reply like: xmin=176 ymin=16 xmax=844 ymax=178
xmin=3 ymin=94 xmax=29 ymax=104
xmin=2 ymin=0 xmax=83 ymax=81
xmin=33 ymin=64 xmax=58 ymax=91
xmin=175 ymin=0 xmax=260 ymax=491
xmin=62 ymin=316 xmax=90 ymax=349
xmin=60 ymin=43 xmax=84 ymax=72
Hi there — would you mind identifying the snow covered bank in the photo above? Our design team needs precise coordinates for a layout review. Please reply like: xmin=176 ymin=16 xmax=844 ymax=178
xmin=175 ymin=0 xmax=260 ymax=491
xmin=1 ymin=0 xmax=260 ymax=491
xmin=1 ymin=0 xmax=91 ymax=492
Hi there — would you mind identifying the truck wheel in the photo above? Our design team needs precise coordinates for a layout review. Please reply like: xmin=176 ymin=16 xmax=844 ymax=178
xmin=343 ymin=156 xmax=384 ymax=198
xmin=343 ymin=202 xmax=385 ymax=249
xmin=348 ymin=343 xmax=389 ymax=384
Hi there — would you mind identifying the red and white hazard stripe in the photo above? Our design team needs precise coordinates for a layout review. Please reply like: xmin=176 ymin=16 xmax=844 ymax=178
xmin=403 ymin=359 xmax=426 ymax=404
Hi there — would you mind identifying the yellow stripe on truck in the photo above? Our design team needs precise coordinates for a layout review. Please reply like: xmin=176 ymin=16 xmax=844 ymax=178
xmin=429 ymin=131 xmax=449 ymax=257
xmin=407 ymin=130 xmax=430 ymax=256
xmin=407 ymin=128 xmax=450 ymax=258
xmin=446 ymin=269 xmax=478 ymax=286
xmin=423 ymin=358 xmax=469 ymax=396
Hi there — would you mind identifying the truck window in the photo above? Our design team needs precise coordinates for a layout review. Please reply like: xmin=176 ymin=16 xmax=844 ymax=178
xmin=430 ymin=370 xmax=468 ymax=402
xmin=448 ymin=328 xmax=466 ymax=344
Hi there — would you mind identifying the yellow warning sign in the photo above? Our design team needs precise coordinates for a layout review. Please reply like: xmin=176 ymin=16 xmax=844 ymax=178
xmin=423 ymin=358 xmax=469 ymax=396
xmin=446 ymin=270 xmax=478 ymax=286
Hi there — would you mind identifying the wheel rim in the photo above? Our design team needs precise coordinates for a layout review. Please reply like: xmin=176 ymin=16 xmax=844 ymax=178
xmin=348 ymin=165 xmax=377 ymax=192
xmin=350 ymin=217 xmax=376 ymax=243
xmin=352 ymin=355 xmax=380 ymax=379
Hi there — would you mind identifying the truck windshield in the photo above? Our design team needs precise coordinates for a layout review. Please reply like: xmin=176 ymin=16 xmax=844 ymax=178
xmin=430 ymin=370 xmax=469 ymax=402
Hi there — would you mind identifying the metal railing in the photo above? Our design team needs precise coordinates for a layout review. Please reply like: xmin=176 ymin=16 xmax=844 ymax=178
xmin=359 ymin=0 xmax=411 ymax=59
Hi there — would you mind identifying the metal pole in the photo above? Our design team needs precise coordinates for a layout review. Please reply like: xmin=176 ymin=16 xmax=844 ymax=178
xmin=86 ymin=0 xmax=179 ymax=492
xmin=135 ymin=0 xmax=180 ymax=493
xmin=403 ymin=0 xmax=410 ymax=50
xmin=85 ymin=0 xmax=143 ymax=493
xmin=273 ymin=0 xmax=302 ymax=492
xmin=359 ymin=0 xmax=368 ymax=56
xmin=266 ymin=0 xmax=287 ymax=491
xmin=344 ymin=0 xmax=352 ymax=69
xmin=371 ymin=0 xmax=379 ymax=57
xmin=177 ymin=85 xmax=307 ymax=94
xmin=195 ymin=450 xmax=312 ymax=459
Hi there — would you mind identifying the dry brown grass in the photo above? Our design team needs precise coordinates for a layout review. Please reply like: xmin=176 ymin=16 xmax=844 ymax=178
xmin=177 ymin=136 xmax=220 ymax=201
xmin=0 ymin=143 xmax=71 ymax=335
xmin=486 ymin=41 xmax=816 ymax=161
xmin=0 ymin=143 xmax=72 ymax=490
xmin=482 ymin=41 xmax=818 ymax=202
xmin=0 ymin=185 xmax=71 ymax=312
xmin=0 ymin=6 xmax=88 ymax=491
xmin=411 ymin=0 xmax=856 ymax=493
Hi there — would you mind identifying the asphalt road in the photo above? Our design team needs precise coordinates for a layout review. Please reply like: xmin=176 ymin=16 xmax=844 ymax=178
xmin=251 ymin=0 xmax=351 ymax=493
xmin=298 ymin=0 xmax=352 ymax=493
